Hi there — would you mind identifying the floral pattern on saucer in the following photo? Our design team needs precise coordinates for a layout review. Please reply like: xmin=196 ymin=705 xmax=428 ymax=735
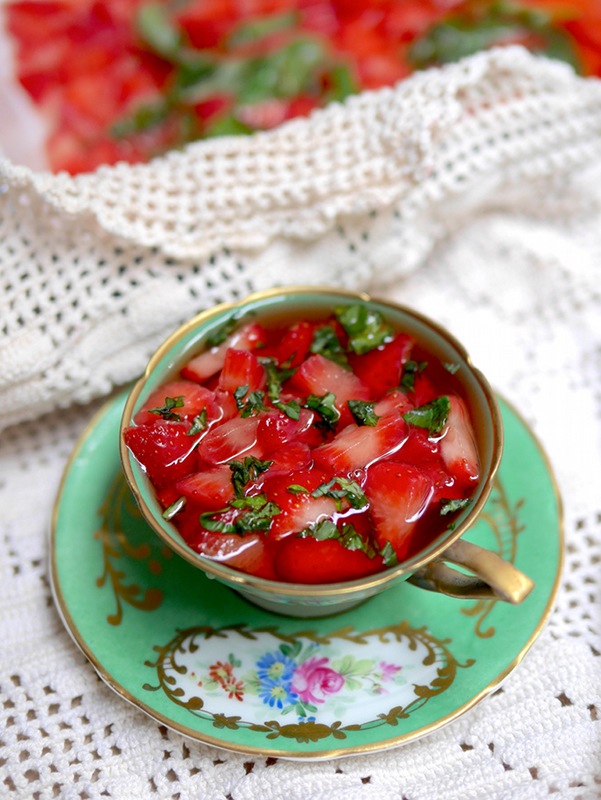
xmin=143 ymin=623 xmax=474 ymax=742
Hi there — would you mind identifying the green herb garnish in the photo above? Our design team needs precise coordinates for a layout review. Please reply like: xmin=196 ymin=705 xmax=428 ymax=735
xmin=311 ymin=477 xmax=368 ymax=510
xmin=400 ymin=360 xmax=428 ymax=392
xmin=187 ymin=409 xmax=208 ymax=435
xmin=348 ymin=399 xmax=379 ymax=427
xmin=240 ymin=390 xmax=268 ymax=418
xmin=403 ymin=396 xmax=450 ymax=435
xmin=162 ymin=496 xmax=186 ymax=520
xmin=334 ymin=303 xmax=393 ymax=355
xmin=310 ymin=324 xmax=348 ymax=367
xmin=149 ymin=395 xmax=184 ymax=421
xmin=444 ymin=362 xmax=461 ymax=375
xmin=233 ymin=384 xmax=250 ymax=409
xmin=440 ymin=498 xmax=472 ymax=516
xmin=205 ymin=315 xmax=240 ymax=347
xmin=258 ymin=357 xmax=300 ymax=419
xmin=229 ymin=456 xmax=274 ymax=497
xmin=200 ymin=493 xmax=280 ymax=534
xmin=379 ymin=540 xmax=399 ymax=567
xmin=305 ymin=392 xmax=340 ymax=429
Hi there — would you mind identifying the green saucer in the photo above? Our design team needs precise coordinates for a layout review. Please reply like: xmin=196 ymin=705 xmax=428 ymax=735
xmin=51 ymin=391 xmax=562 ymax=760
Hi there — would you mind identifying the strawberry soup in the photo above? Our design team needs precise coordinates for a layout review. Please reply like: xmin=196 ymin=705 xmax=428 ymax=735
xmin=123 ymin=300 xmax=482 ymax=584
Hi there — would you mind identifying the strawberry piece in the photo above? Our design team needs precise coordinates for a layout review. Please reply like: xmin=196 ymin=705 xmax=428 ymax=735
xmin=190 ymin=529 xmax=276 ymax=580
xmin=289 ymin=353 xmax=371 ymax=425
xmin=260 ymin=320 xmax=316 ymax=367
xmin=366 ymin=462 xmax=434 ymax=561
xmin=439 ymin=395 xmax=480 ymax=489
xmin=275 ymin=537 xmax=383 ymax=584
xmin=218 ymin=348 xmax=266 ymax=394
xmin=258 ymin=407 xmax=323 ymax=453
xmin=134 ymin=380 xmax=218 ymax=425
xmin=264 ymin=442 xmax=312 ymax=475
xmin=181 ymin=323 xmax=267 ymax=383
xmin=198 ymin=416 xmax=262 ymax=465
xmin=262 ymin=470 xmax=338 ymax=540
xmin=214 ymin=388 xmax=239 ymax=421
xmin=123 ymin=420 xmax=199 ymax=489
xmin=175 ymin=465 xmax=235 ymax=510
xmin=348 ymin=333 xmax=413 ymax=396
xmin=313 ymin=412 xmax=408 ymax=474
xmin=374 ymin=389 xmax=414 ymax=417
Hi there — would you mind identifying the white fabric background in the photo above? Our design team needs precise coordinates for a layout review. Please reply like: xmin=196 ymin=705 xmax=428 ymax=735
xmin=1 ymin=47 xmax=600 ymax=798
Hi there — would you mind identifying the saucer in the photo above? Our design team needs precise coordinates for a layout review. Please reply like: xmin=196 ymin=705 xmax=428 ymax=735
xmin=51 ymin=390 xmax=562 ymax=760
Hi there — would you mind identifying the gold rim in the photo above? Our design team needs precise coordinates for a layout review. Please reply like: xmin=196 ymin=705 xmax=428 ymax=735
xmin=51 ymin=391 xmax=563 ymax=759
xmin=119 ymin=285 xmax=504 ymax=599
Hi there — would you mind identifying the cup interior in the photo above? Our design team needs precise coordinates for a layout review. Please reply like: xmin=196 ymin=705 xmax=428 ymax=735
xmin=120 ymin=286 xmax=503 ymax=596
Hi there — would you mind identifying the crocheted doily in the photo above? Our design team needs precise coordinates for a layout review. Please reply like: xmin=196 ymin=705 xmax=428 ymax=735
xmin=1 ymin=47 xmax=600 ymax=799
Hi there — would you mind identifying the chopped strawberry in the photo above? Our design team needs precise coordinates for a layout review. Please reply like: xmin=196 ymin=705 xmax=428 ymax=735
xmin=218 ymin=348 xmax=266 ymax=394
xmin=181 ymin=322 xmax=267 ymax=383
xmin=134 ymin=380 xmax=218 ymax=425
xmin=262 ymin=470 xmax=337 ymax=540
xmin=175 ymin=465 xmax=235 ymax=510
xmin=439 ymin=395 xmax=480 ymax=489
xmin=275 ymin=537 xmax=383 ymax=583
xmin=313 ymin=412 xmax=408 ymax=474
xmin=214 ymin=387 xmax=239 ymax=421
xmin=289 ymin=353 xmax=371 ymax=425
xmin=348 ymin=333 xmax=413 ymax=396
xmin=260 ymin=320 xmax=316 ymax=367
xmin=123 ymin=420 xmax=199 ymax=489
xmin=374 ymin=389 xmax=414 ymax=417
xmin=264 ymin=442 xmax=312 ymax=475
xmin=258 ymin=407 xmax=323 ymax=453
xmin=190 ymin=529 xmax=276 ymax=580
xmin=198 ymin=416 xmax=262 ymax=464
xmin=366 ymin=462 xmax=434 ymax=561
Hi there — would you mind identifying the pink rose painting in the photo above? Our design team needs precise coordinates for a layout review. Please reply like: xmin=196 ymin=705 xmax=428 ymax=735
xmin=291 ymin=657 xmax=344 ymax=705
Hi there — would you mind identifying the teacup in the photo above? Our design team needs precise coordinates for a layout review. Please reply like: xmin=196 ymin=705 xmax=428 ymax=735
xmin=119 ymin=286 xmax=534 ymax=617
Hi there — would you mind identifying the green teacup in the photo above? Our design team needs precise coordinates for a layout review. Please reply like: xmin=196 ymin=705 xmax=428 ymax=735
xmin=120 ymin=286 xmax=534 ymax=617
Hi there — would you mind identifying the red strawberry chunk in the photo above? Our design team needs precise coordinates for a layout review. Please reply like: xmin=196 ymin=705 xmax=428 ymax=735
xmin=374 ymin=389 xmax=414 ymax=417
xmin=134 ymin=380 xmax=218 ymax=425
xmin=264 ymin=442 xmax=312 ymax=476
xmin=366 ymin=462 xmax=434 ymax=562
xmin=175 ymin=465 xmax=235 ymax=510
xmin=348 ymin=333 xmax=413 ymax=396
xmin=275 ymin=537 xmax=383 ymax=584
xmin=260 ymin=320 xmax=316 ymax=367
xmin=289 ymin=353 xmax=371 ymax=426
xmin=124 ymin=420 xmax=199 ymax=489
xmin=198 ymin=416 xmax=262 ymax=464
xmin=262 ymin=470 xmax=337 ymax=540
xmin=258 ymin=407 xmax=322 ymax=453
xmin=189 ymin=529 xmax=276 ymax=580
xmin=439 ymin=395 xmax=480 ymax=489
xmin=181 ymin=322 xmax=267 ymax=383
xmin=218 ymin=348 xmax=266 ymax=394
xmin=313 ymin=412 xmax=408 ymax=474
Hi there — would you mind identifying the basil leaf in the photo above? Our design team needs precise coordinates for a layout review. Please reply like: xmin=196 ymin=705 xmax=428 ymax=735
xmin=259 ymin=357 xmax=297 ymax=399
xmin=298 ymin=519 xmax=378 ymax=559
xmin=348 ymin=399 xmax=379 ymax=427
xmin=187 ymin=409 xmax=208 ymax=435
xmin=226 ymin=10 xmax=298 ymax=49
xmin=240 ymin=390 xmax=267 ymax=418
xmin=199 ymin=493 xmax=280 ymax=534
xmin=206 ymin=316 xmax=240 ymax=347
xmin=149 ymin=395 xmax=184 ymax=421
xmin=400 ymin=360 xmax=428 ymax=392
xmin=273 ymin=399 xmax=301 ymax=421
xmin=233 ymin=385 xmax=250 ymax=410
xmin=379 ymin=540 xmax=399 ymax=567
xmin=444 ymin=362 xmax=461 ymax=375
xmin=310 ymin=325 xmax=348 ymax=367
xmin=305 ymin=392 xmax=340 ymax=429
xmin=237 ymin=499 xmax=281 ymax=532
xmin=229 ymin=457 xmax=273 ymax=497
xmin=162 ymin=496 xmax=186 ymax=520
xmin=440 ymin=498 xmax=472 ymax=516
xmin=287 ymin=484 xmax=310 ymax=495
xmin=199 ymin=510 xmax=237 ymax=534
xmin=403 ymin=396 xmax=450 ymax=435
xmin=334 ymin=304 xmax=393 ymax=355
xmin=137 ymin=3 xmax=181 ymax=60
xmin=311 ymin=477 xmax=368 ymax=510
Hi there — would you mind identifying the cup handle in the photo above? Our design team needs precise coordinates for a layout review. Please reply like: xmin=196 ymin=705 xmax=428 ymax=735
xmin=406 ymin=538 xmax=535 ymax=604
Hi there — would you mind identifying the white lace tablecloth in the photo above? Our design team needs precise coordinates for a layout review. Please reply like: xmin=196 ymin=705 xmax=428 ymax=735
xmin=1 ymin=47 xmax=600 ymax=799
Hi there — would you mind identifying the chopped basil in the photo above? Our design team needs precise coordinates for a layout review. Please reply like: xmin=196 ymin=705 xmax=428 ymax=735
xmin=379 ymin=540 xmax=399 ymax=567
xmin=334 ymin=303 xmax=393 ymax=355
xmin=440 ymin=498 xmax=472 ymax=516
xmin=240 ymin=390 xmax=267 ymax=418
xmin=258 ymin=357 xmax=300 ymax=419
xmin=444 ymin=362 xmax=461 ymax=375
xmin=287 ymin=484 xmax=310 ymax=495
xmin=274 ymin=399 xmax=301 ymax=420
xmin=304 ymin=392 xmax=340 ymax=429
xmin=205 ymin=316 xmax=240 ymax=347
xmin=187 ymin=409 xmax=208 ymax=435
xmin=400 ymin=360 xmax=428 ymax=392
xmin=199 ymin=493 xmax=280 ymax=535
xmin=233 ymin=384 xmax=250 ymax=409
xmin=298 ymin=519 xmax=377 ymax=558
xmin=310 ymin=325 xmax=348 ymax=367
xmin=403 ymin=396 xmax=450 ymax=435
xmin=348 ymin=399 xmax=379 ymax=427
xmin=229 ymin=456 xmax=273 ymax=497
xmin=311 ymin=477 xmax=368 ymax=510
xmin=149 ymin=395 xmax=184 ymax=421
xmin=162 ymin=496 xmax=186 ymax=520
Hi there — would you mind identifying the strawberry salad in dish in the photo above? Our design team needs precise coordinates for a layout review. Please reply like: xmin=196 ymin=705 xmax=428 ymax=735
xmin=123 ymin=302 xmax=480 ymax=584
